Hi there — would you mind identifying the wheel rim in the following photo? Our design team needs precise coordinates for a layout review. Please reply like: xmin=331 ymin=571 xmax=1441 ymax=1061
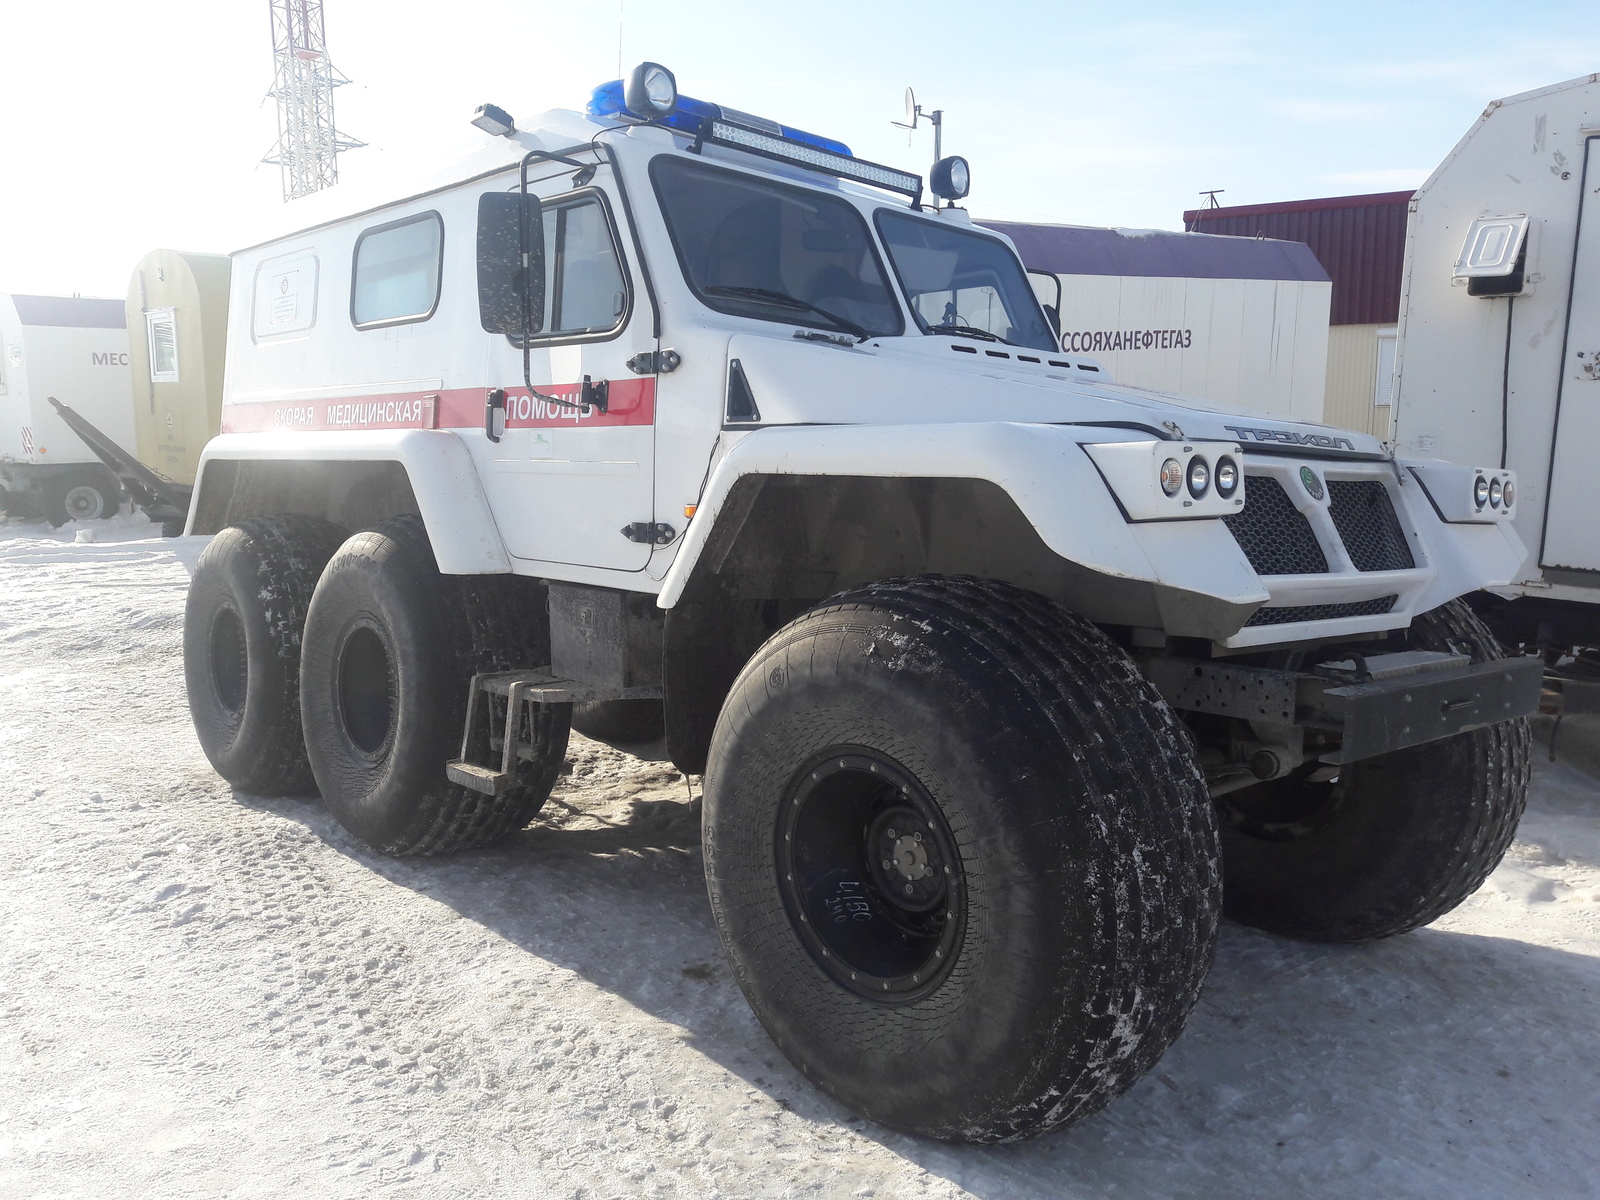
xmin=337 ymin=624 xmax=394 ymax=755
xmin=63 ymin=484 xmax=105 ymax=520
xmin=777 ymin=748 xmax=964 ymax=1003
xmin=209 ymin=605 xmax=247 ymax=718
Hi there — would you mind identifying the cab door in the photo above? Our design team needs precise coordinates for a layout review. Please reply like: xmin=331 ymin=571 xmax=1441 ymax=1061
xmin=481 ymin=178 xmax=657 ymax=572
xmin=1542 ymin=135 xmax=1600 ymax=572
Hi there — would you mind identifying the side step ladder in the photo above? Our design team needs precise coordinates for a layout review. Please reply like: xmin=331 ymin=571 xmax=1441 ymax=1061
xmin=445 ymin=669 xmax=663 ymax=796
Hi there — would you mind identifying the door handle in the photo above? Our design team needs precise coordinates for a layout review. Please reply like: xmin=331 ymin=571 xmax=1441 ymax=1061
xmin=485 ymin=388 xmax=506 ymax=442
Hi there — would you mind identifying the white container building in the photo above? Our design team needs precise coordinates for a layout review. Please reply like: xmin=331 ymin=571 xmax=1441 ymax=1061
xmin=0 ymin=294 xmax=133 ymax=523
xmin=983 ymin=221 xmax=1332 ymax=422
xmin=1392 ymin=73 xmax=1600 ymax=647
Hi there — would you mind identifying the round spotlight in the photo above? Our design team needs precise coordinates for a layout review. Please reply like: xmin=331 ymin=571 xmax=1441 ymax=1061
xmin=1215 ymin=456 xmax=1239 ymax=498
xmin=1502 ymin=478 xmax=1515 ymax=509
xmin=1187 ymin=456 xmax=1210 ymax=499
xmin=625 ymin=61 xmax=678 ymax=120
xmin=1160 ymin=458 xmax=1184 ymax=496
xmin=1489 ymin=477 xmax=1503 ymax=508
xmin=1474 ymin=475 xmax=1490 ymax=508
xmin=930 ymin=156 xmax=971 ymax=202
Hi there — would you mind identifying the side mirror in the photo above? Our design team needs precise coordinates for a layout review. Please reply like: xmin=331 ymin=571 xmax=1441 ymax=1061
xmin=477 ymin=192 xmax=545 ymax=336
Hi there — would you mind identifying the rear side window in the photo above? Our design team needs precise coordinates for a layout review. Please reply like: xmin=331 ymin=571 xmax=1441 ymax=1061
xmin=351 ymin=212 xmax=443 ymax=328
xmin=650 ymin=155 xmax=903 ymax=339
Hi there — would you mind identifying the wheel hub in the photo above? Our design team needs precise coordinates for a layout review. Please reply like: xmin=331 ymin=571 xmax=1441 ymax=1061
xmin=64 ymin=485 xmax=105 ymax=520
xmin=868 ymin=806 xmax=947 ymax=912
xmin=776 ymin=749 xmax=964 ymax=1003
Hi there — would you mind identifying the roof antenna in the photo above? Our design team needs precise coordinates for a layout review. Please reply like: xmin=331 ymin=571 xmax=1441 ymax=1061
xmin=1188 ymin=189 xmax=1225 ymax=231
xmin=892 ymin=88 xmax=944 ymax=166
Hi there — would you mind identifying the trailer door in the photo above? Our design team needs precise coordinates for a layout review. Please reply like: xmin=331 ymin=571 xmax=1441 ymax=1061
xmin=1543 ymin=135 xmax=1600 ymax=573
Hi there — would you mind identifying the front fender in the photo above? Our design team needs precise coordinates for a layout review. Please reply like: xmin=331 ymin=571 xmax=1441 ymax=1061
xmin=191 ymin=430 xmax=511 ymax=574
xmin=655 ymin=422 xmax=1269 ymax=611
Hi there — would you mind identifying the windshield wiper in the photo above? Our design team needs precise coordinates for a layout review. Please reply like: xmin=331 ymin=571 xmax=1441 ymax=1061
xmin=925 ymin=323 xmax=1017 ymax=346
xmin=703 ymin=286 xmax=871 ymax=343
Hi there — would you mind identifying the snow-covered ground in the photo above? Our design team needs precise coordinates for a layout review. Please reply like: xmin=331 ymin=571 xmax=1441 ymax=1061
xmin=2 ymin=514 xmax=1598 ymax=1200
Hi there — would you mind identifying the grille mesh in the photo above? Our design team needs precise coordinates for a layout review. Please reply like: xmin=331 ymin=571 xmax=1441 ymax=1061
xmin=1245 ymin=595 xmax=1398 ymax=628
xmin=1328 ymin=481 xmax=1415 ymax=571
xmin=1223 ymin=476 xmax=1329 ymax=575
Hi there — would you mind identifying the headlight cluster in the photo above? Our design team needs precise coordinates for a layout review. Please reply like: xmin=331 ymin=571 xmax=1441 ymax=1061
xmin=1474 ymin=470 xmax=1515 ymax=512
xmin=1160 ymin=452 xmax=1239 ymax=501
xmin=1086 ymin=439 xmax=1246 ymax=521
xmin=1403 ymin=462 xmax=1518 ymax=524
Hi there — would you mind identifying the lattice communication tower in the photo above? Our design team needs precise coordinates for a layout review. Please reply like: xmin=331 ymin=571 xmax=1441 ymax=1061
xmin=262 ymin=0 xmax=365 ymax=202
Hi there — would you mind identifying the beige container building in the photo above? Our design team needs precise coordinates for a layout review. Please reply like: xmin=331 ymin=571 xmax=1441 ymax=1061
xmin=126 ymin=250 xmax=231 ymax=485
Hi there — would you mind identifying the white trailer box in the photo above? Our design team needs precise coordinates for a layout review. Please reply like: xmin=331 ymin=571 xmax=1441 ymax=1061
xmin=0 ymin=294 xmax=133 ymax=523
xmin=1393 ymin=73 xmax=1600 ymax=646
xmin=984 ymin=221 xmax=1332 ymax=422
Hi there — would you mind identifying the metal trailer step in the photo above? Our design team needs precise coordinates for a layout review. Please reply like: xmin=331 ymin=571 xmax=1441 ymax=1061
xmin=445 ymin=669 xmax=663 ymax=796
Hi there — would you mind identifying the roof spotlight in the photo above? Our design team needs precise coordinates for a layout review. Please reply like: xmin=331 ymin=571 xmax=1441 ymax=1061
xmin=471 ymin=103 xmax=516 ymax=137
xmin=930 ymin=155 xmax=970 ymax=202
xmin=625 ymin=62 xmax=678 ymax=121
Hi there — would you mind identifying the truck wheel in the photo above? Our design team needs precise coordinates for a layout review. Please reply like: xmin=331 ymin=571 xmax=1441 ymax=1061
xmin=1218 ymin=599 xmax=1531 ymax=942
xmin=45 ymin=474 xmax=119 ymax=525
xmin=299 ymin=515 xmax=570 ymax=855
xmin=184 ymin=515 xmax=346 ymax=795
xmin=570 ymin=699 xmax=665 ymax=743
xmin=703 ymin=575 xmax=1220 ymax=1143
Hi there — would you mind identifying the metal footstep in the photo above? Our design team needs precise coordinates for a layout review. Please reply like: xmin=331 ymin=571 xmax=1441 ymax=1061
xmin=446 ymin=669 xmax=663 ymax=796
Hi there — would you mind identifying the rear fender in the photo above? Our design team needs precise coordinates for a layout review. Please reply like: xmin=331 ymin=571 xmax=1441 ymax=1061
xmin=190 ymin=431 xmax=510 ymax=574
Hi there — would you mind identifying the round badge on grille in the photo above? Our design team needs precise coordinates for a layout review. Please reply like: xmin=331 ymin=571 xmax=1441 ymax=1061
xmin=1299 ymin=466 xmax=1325 ymax=500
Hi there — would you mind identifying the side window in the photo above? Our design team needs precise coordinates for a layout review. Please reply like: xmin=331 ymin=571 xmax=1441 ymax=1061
xmin=531 ymin=196 xmax=627 ymax=340
xmin=351 ymin=212 xmax=443 ymax=328
xmin=146 ymin=309 xmax=179 ymax=382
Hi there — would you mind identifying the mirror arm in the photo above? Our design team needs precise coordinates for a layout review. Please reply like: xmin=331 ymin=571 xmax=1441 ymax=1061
xmin=516 ymin=144 xmax=606 ymax=416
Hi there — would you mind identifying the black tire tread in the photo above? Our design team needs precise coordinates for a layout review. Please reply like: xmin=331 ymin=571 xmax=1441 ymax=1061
xmin=185 ymin=514 xmax=345 ymax=795
xmin=707 ymin=575 xmax=1221 ymax=1142
xmin=311 ymin=515 xmax=568 ymax=856
xmin=1220 ymin=597 xmax=1531 ymax=941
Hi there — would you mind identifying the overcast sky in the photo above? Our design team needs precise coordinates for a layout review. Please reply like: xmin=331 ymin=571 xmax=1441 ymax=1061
xmin=2 ymin=0 xmax=1594 ymax=297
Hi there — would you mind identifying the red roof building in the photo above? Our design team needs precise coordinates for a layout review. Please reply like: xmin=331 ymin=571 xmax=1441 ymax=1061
xmin=1182 ymin=191 xmax=1414 ymax=437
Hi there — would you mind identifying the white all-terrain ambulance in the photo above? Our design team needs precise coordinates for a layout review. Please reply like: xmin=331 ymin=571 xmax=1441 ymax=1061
xmin=184 ymin=65 xmax=1540 ymax=1143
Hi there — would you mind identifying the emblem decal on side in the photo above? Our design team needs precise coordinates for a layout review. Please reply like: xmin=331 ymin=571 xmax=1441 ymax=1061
xmin=1299 ymin=466 xmax=1325 ymax=500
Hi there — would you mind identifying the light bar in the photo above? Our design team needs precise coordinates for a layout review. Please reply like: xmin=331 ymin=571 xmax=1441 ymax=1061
xmin=586 ymin=81 xmax=853 ymax=157
xmin=701 ymin=119 xmax=922 ymax=200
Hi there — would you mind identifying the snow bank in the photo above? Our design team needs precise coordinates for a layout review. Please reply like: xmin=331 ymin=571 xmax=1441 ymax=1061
xmin=0 ymin=535 xmax=1596 ymax=1199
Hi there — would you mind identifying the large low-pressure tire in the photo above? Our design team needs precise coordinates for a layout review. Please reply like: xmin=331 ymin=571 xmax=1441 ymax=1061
xmin=44 ymin=473 xmax=119 ymax=525
xmin=299 ymin=515 xmax=570 ymax=855
xmin=570 ymin=698 xmax=665 ymax=743
xmin=184 ymin=514 xmax=346 ymax=795
xmin=703 ymin=575 xmax=1221 ymax=1143
xmin=1218 ymin=598 xmax=1531 ymax=942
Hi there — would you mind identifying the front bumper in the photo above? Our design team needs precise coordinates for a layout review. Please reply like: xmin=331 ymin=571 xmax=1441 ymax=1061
xmin=1146 ymin=651 xmax=1543 ymax=764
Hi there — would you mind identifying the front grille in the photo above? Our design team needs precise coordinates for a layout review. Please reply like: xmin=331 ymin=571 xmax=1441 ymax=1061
xmin=1328 ymin=481 xmax=1415 ymax=571
xmin=1244 ymin=595 xmax=1398 ymax=628
xmin=1223 ymin=476 xmax=1329 ymax=575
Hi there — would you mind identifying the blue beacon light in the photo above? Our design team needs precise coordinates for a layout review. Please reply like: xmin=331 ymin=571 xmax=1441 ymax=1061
xmin=586 ymin=80 xmax=853 ymax=158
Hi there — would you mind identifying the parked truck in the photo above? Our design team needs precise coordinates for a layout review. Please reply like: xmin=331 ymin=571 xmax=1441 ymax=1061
xmin=0 ymin=294 xmax=131 ymax=523
xmin=1393 ymin=73 xmax=1600 ymax=659
xmin=182 ymin=66 xmax=1540 ymax=1143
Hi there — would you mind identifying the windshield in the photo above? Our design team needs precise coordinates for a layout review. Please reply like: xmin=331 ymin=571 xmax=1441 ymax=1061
xmin=650 ymin=156 xmax=904 ymax=339
xmin=875 ymin=211 xmax=1057 ymax=351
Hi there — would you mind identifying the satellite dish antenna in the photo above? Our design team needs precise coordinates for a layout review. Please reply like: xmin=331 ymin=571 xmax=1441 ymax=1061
xmin=904 ymin=87 xmax=917 ymax=125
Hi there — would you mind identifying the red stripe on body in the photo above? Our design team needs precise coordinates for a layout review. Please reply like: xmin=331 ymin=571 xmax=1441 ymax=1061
xmin=221 ymin=379 xmax=656 ymax=434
